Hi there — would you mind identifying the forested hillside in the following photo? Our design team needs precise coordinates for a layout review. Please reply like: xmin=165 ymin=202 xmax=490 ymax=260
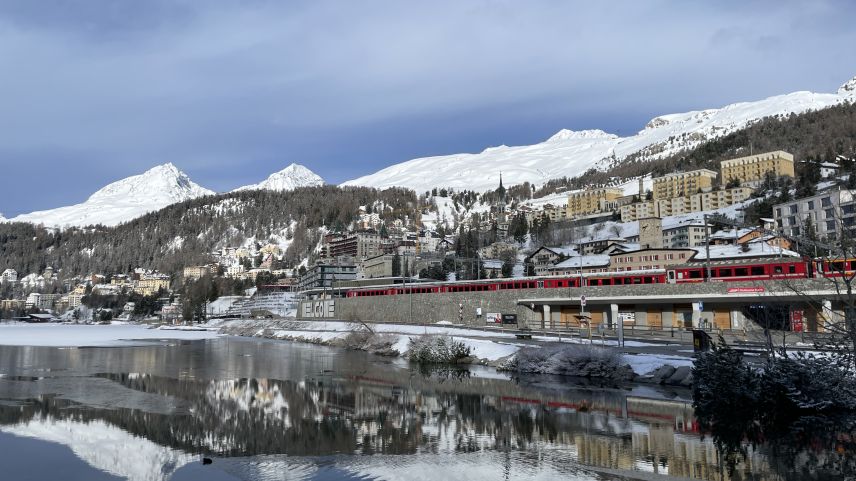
xmin=0 ymin=186 xmax=416 ymax=277
xmin=535 ymin=101 xmax=856 ymax=197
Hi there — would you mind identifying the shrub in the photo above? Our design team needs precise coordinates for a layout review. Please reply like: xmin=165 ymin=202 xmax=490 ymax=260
xmin=407 ymin=335 xmax=472 ymax=364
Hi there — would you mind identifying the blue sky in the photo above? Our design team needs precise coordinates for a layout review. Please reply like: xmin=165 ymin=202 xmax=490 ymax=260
xmin=1 ymin=0 xmax=855 ymax=217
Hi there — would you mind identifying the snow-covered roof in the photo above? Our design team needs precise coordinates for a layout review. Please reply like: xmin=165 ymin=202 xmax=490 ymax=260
xmin=710 ymin=227 xmax=753 ymax=240
xmin=551 ymin=255 xmax=611 ymax=269
xmin=690 ymin=243 xmax=799 ymax=260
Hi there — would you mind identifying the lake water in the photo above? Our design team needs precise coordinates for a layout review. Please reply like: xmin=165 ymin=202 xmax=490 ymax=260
xmin=0 ymin=336 xmax=823 ymax=481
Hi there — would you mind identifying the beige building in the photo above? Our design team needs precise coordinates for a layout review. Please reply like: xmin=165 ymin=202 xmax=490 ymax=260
xmin=609 ymin=248 xmax=694 ymax=271
xmin=652 ymin=169 xmax=717 ymax=200
xmin=134 ymin=275 xmax=170 ymax=296
xmin=566 ymin=188 xmax=623 ymax=217
xmin=620 ymin=187 xmax=754 ymax=222
xmin=721 ymin=150 xmax=795 ymax=187
xmin=183 ymin=265 xmax=210 ymax=280
xmin=527 ymin=203 xmax=569 ymax=225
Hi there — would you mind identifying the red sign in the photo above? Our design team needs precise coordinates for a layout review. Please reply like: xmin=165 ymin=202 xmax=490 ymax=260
xmin=791 ymin=310 xmax=804 ymax=333
xmin=727 ymin=287 xmax=765 ymax=294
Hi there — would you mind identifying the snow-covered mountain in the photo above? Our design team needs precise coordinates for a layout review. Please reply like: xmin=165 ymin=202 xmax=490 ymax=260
xmin=343 ymin=76 xmax=856 ymax=193
xmin=233 ymin=163 xmax=325 ymax=192
xmin=10 ymin=163 xmax=214 ymax=227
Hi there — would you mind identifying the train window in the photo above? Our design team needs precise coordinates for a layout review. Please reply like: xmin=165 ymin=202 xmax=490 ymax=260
xmin=633 ymin=277 xmax=642 ymax=284
xmin=719 ymin=268 xmax=732 ymax=277
xmin=689 ymin=270 xmax=702 ymax=279
xmin=774 ymin=265 xmax=783 ymax=274
xmin=735 ymin=268 xmax=749 ymax=276
xmin=602 ymin=278 xmax=612 ymax=286
xmin=789 ymin=264 xmax=796 ymax=274
xmin=833 ymin=261 xmax=846 ymax=271
xmin=751 ymin=266 xmax=764 ymax=276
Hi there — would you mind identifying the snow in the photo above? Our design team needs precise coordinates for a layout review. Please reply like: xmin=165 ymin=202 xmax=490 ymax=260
xmin=233 ymin=163 xmax=325 ymax=192
xmin=623 ymin=353 xmax=694 ymax=375
xmin=551 ymin=254 xmax=610 ymax=269
xmin=690 ymin=242 xmax=799 ymax=260
xmin=343 ymin=77 xmax=856 ymax=193
xmin=0 ymin=324 xmax=222 ymax=347
xmin=10 ymin=163 xmax=214 ymax=228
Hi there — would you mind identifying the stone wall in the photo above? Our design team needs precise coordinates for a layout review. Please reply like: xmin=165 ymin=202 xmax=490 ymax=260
xmin=298 ymin=278 xmax=836 ymax=328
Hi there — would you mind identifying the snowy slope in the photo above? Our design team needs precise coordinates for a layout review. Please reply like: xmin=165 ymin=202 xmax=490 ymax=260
xmin=233 ymin=163 xmax=325 ymax=192
xmin=10 ymin=163 xmax=214 ymax=227
xmin=344 ymin=76 xmax=856 ymax=193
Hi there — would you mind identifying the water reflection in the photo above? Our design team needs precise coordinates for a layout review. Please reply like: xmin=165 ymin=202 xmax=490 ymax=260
xmin=0 ymin=338 xmax=821 ymax=481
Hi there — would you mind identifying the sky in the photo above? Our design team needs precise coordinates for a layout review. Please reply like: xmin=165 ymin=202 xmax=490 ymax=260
xmin=1 ymin=0 xmax=855 ymax=217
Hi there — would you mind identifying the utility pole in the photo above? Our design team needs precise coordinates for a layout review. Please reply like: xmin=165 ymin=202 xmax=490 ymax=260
xmin=703 ymin=214 xmax=712 ymax=281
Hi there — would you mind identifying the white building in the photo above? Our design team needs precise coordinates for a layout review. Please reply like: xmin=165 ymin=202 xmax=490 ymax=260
xmin=1 ymin=269 xmax=17 ymax=283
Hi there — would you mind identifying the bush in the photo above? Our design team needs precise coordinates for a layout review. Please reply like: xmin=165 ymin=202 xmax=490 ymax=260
xmin=407 ymin=335 xmax=472 ymax=364
xmin=342 ymin=329 xmax=399 ymax=356
xmin=504 ymin=344 xmax=633 ymax=380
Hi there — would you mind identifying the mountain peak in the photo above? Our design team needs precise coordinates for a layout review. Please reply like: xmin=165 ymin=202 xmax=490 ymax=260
xmin=839 ymin=75 xmax=856 ymax=96
xmin=546 ymin=129 xmax=616 ymax=142
xmin=12 ymin=164 xmax=213 ymax=227
xmin=233 ymin=163 xmax=325 ymax=192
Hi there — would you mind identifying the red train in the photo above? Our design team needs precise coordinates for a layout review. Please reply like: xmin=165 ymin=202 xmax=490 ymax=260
xmin=345 ymin=256 xmax=847 ymax=298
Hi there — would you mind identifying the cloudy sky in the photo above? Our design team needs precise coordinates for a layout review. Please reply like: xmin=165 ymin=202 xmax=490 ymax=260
xmin=1 ymin=0 xmax=855 ymax=216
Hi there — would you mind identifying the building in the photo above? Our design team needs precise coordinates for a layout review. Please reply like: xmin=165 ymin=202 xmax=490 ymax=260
xmin=566 ymin=187 xmax=623 ymax=218
xmin=620 ymin=187 xmax=753 ymax=222
xmin=297 ymin=264 xmax=358 ymax=291
xmin=773 ymin=188 xmax=856 ymax=239
xmin=67 ymin=293 xmax=85 ymax=309
xmin=638 ymin=217 xmax=663 ymax=249
xmin=25 ymin=292 xmax=62 ymax=310
xmin=819 ymin=161 xmax=840 ymax=179
xmin=183 ymin=265 xmax=210 ymax=280
xmin=545 ymin=255 xmax=610 ymax=276
xmin=225 ymin=265 xmax=246 ymax=278
xmin=328 ymin=230 xmax=383 ymax=260
xmin=525 ymin=246 xmax=577 ymax=275
xmin=662 ymin=221 xmax=709 ymax=248
xmin=609 ymin=248 xmax=695 ymax=271
xmin=526 ymin=202 xmax=570 ymax=225
xmin=652 ymin=169 xmax=717 ymax=200
xmin=134 ymin=274 xmax=170 ymax=296
xmin=1 ymin=269 xmax=17 ymax=284
xmin=720 ymin=150 xmax=795 ymax=187
xmin=577 ymin=237 xmax=627 ymax=255
xmin=477 ymin=241 xmax=517 ymax=260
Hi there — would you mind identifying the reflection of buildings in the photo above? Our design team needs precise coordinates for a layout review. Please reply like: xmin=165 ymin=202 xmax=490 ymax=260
xmin=0 ymin=363 xmax=788 ymax=480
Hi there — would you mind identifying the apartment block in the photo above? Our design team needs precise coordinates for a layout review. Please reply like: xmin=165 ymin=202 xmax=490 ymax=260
xmin=566 ymin=188 xmax=623 ymax=217
xmin=652 ymin=169 xmax=717 ymax=200
xmin=773 ymin=188 xmax=856 ymax=239
xmin=721 ymin=151 xmax=795 ymax=188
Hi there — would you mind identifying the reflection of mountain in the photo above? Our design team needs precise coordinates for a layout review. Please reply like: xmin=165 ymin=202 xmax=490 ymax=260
xmin=2 ymin=416 xmax=194 ymax=481
xmin=0 ymin=337 xmax=807 ymax=480
xmin=0 ymin=368 xmax=766 ymax=480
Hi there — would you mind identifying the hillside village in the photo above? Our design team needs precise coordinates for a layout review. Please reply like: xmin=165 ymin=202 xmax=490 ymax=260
xmin=2 ymin=146 xmax=850 ymax=324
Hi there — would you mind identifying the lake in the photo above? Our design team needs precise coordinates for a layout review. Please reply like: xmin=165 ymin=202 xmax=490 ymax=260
xmin=0 ymin=336 xmax=816 ymax=481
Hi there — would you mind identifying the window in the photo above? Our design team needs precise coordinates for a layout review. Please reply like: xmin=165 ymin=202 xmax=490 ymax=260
xmin=807 ymin=200 xmax=815 ymax=210
xmin=788 ymin=265 xmax=796 ymax=274
xmin=792 ymin=227 xmax=801 ymax=236
xmin=751 ymin=266 xmax=764 ymax=276
xmin=822 ymin=197 xmax=832 ymax=207
xmin=827 ymin=220 xmax=837 ymax=231
xmin=775 ymin=208 xmax=782 ymax=217
xmin=789 ymin=205 xmax=798 ymax=214
xmin=735 ymin=267 xmax=749 ymax=276
xmin=826 ymin=208 xmax=835 ymax=219
xmin=788 ymin=216 xmax=796 ymax=226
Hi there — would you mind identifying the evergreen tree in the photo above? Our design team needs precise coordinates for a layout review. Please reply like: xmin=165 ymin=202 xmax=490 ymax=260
xmin=392 ymin=253 xmax=401 ymax=277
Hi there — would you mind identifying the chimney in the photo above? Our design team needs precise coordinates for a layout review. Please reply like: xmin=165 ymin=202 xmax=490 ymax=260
xmin=638 ymin=178 xmax=644 ymax=198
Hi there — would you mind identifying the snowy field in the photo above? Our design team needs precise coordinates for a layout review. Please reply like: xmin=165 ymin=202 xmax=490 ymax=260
xmin=0 ymin=323 xmax=222 ymax=347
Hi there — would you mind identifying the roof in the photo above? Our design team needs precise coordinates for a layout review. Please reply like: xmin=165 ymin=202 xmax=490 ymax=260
xmin=690 ymin=243 xmax=800 ymax=260
xmin=550 ymin=255 xmax=610 ymax=269
xmin=710 ymin=227 xmax=753 ymax=240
